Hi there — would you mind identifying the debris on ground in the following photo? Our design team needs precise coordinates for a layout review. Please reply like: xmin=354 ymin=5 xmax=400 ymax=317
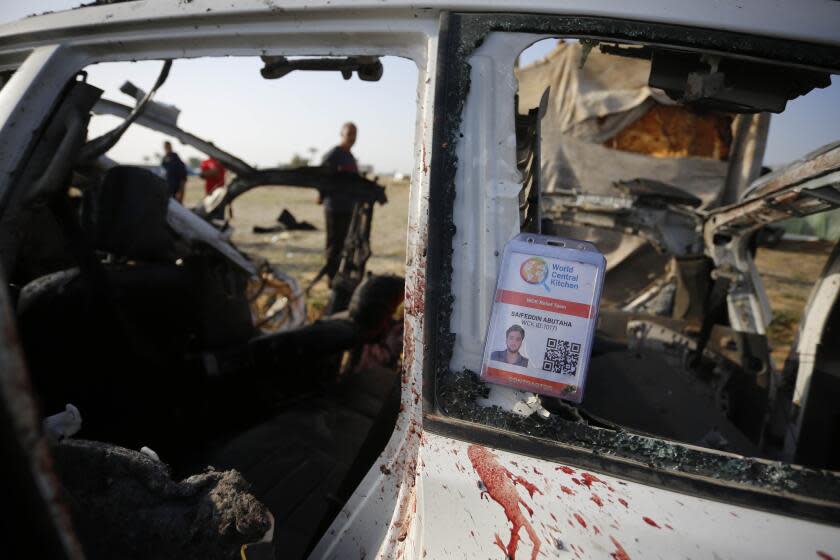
xmin=253 ymin=208 xmax=318 ymax=234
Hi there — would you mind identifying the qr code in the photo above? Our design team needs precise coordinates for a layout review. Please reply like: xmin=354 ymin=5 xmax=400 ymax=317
xmin=543 ymin=338 xmax=581 ymax=376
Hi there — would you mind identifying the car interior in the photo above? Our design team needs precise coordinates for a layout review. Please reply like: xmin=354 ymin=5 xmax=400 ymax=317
xmin=2 ymin=55 xmax=412 ymax=559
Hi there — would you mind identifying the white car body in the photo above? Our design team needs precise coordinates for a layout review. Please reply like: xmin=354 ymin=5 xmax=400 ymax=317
xmin=0 ymin=2 xmax=839 ymax=559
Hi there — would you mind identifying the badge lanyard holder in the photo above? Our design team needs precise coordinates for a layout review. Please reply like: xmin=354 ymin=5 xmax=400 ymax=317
xmin=480 ymin=233 xmax=605 ymax=403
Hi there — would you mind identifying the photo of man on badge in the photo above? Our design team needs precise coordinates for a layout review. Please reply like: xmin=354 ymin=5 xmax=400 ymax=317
xmin=491 ymin=324 xmax=529 ymax=367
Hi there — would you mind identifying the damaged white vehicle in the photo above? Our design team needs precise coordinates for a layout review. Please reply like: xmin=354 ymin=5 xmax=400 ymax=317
xmin=0 ymin=1 xmax=839 ymax=559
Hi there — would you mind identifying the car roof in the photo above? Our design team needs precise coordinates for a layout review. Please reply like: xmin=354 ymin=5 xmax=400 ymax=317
xmin=0 ymin=0 xmax=839 ymax=51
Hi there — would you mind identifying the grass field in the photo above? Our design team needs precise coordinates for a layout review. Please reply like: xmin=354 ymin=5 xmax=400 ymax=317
xmin=186 ymin=177 xmax=831 ymax=366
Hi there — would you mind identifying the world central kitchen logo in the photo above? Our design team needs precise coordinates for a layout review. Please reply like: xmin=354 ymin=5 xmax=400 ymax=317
xmin=520 ymin=257 xmax=580 ymax=291
xmin=520 ymin=257 xmax=548 ymax=286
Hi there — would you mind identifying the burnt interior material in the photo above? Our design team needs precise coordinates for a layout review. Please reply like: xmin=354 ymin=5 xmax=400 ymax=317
xmin=52 ymin=440 xmax=272 ymax=560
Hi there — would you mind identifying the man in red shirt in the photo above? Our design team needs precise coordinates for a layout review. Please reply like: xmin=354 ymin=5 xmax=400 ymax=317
xmin=199 ymin=157 xmax=226 ymax=195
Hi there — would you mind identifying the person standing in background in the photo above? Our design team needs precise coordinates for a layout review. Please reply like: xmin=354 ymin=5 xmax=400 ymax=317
xmin=319 ymin=122 xmax=359 ymax=286
xmin=161 ymin=141 xmax=187 ymax=202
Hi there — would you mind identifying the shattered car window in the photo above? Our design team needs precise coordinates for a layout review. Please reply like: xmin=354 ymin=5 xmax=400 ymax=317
xmin=435 ymin=29 xmax=840 ymax=500
xmin=5 ymin=54 xmax=417 ymax=558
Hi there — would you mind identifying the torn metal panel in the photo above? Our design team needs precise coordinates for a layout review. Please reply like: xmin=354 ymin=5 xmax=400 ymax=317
xmin=542 ymin=190 xmax=705 ymax=256
xmin=626 ymin=319 xmax=697 ymax=367
xmin=617 ymin=178 xmax=704 ymax=207
xmin=710 ymin=143 xmax=840 ymax=223
xmin=200 ymin=168 xmax=386 ymax=221
xmin=622 ymin=276 xmax=676 ymax=314
xmin=323 ymin=201 xmax=377 ymax=314
xmin=79 ymin=59 xmax=171 ymax=163
xmin=117 ymin=80 xmax=181 ymax=125
xmin=92 ymin=97 xmax=254 ymax=177
xmin=705 ymin=142 xmax=840 ymax=335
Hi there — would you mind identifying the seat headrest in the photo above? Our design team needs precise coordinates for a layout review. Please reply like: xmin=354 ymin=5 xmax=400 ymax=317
xmin=84 ymin=166 xmax=174 ymax=260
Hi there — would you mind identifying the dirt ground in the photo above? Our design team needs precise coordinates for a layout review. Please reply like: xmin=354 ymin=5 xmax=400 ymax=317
xmin=186 ymin=177 xmax=830 ymax=366
xmin=755 ymin=239 xmax=834 ymax=368
xmin=184 ymin=176 xmax=409 ymax=313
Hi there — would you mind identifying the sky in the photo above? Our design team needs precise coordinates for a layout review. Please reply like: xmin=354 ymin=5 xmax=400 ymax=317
xmin=0 ymin=2 xmax=420 ymax=174
xmin=1 ymin=3 xmax=838 ymax=172
xmin=82 ymin=56 xmax=419 ymax=174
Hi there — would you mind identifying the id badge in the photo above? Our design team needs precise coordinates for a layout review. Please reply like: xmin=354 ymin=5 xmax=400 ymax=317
xmin=480 ymin=233 xmax=605 ymax=403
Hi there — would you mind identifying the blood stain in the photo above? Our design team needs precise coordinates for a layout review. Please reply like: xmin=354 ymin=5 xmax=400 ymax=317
xmin=580 ymin=472 xmax=606 ymax=488
xmin=618 ymin=498 xmax=629 ymax=508
xmin=557 ymin=466 xmax=576 ymax=475
xmin=817 ymin=552 xmax=834 ymax=560
xmin=561 ymin=486 xmax=575 ymax=496
xmin=467 ymin=445 xmax=542 ymax=560
xmin=610 ymin=536 xmax=631 ymax=560
xmin=642 ymin=517 xmax=660 ymax=528
xmin=571 ymin=478 xmax=582 ymax=486
xmin=573 ymin=513 xmax=587 ymax=529
xmin=493 ymin=533 xmax=506 ymax=556
xmin=591 ymin=494 xmax=603 ymax=507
